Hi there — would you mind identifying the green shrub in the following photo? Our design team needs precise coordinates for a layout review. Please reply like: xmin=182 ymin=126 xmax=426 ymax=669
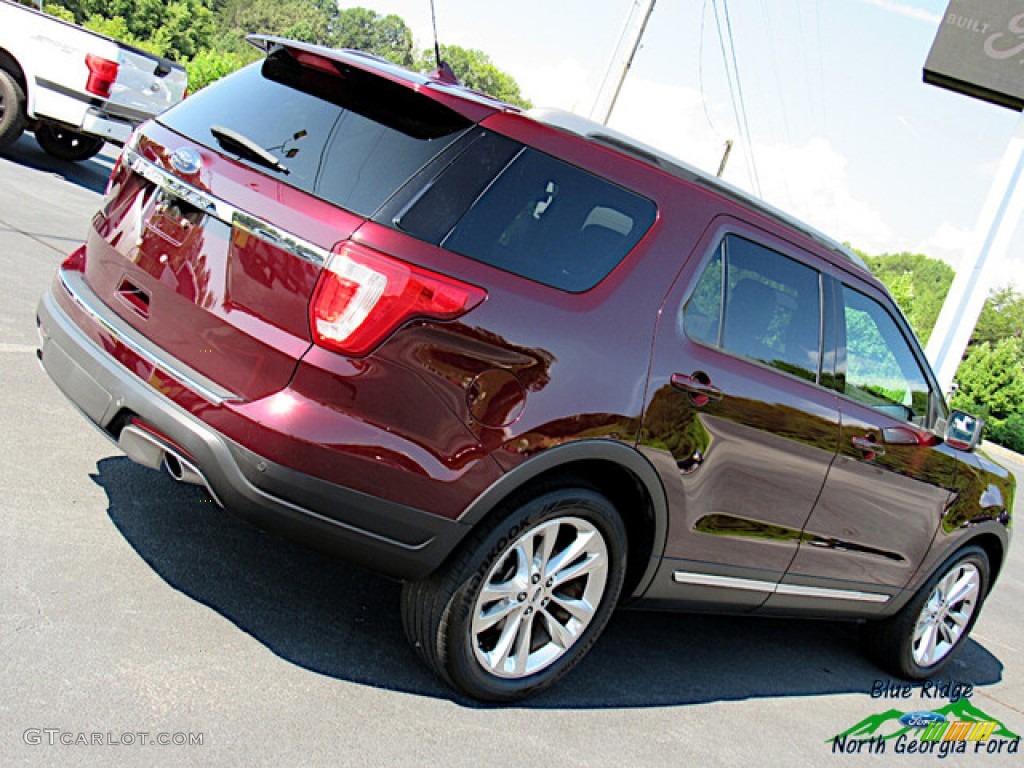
xmin=186 ymin=48 xmax=249 ymax=92
xmin=984 ymin=413 xmax=1024 ymax=454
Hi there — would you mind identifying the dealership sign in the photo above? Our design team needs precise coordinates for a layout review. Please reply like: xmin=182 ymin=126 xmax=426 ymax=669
xmin=925 ymin=0 xmax=1024 ymax=110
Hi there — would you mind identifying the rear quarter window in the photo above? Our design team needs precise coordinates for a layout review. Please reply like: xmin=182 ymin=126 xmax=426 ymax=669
xmin=392 ymin=132 xmax=657 ymax=293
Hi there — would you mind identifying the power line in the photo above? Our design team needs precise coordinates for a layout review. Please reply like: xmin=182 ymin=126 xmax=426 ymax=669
xmin=721 ymin=0 xmax=762 ymax=196
xmin=599 ymin=0 xmax=658 ymax=124
xmin=712 ymin=0 xmax=762 ymax=197
xmin=592 ymin=1 xmax=644 ymax=123
xmin=811 ymin=0 xmax=829 ymax=137
xmin=698 ymin=0 xmax=724 ymax=137
xmin=759 ymin=0 xmax=794 ymax=148
xmin=759 ymin=0 xmax=795 ymax=208
xmin=710 ymin=0 xmax=741 ymax=140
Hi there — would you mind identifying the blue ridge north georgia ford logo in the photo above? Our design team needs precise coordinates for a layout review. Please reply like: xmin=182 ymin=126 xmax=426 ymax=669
xmin=831 ymin=696 xmax=1020 ymax=759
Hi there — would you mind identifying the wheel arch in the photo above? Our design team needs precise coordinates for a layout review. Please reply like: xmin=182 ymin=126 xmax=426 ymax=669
xmin=0 ymin=49 xmax=28 ymax=94
xmin=458 ymin=439 xmax=669 ymax=601
xmin=968 ymin=530 xmax=1006 ymax=589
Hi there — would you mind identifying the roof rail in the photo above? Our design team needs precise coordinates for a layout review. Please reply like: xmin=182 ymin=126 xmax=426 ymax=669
xmin=526 ymin=108 xmax=868 ymax=272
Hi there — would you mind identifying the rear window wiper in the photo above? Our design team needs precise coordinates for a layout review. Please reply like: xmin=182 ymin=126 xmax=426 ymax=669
xmin=210 ymin=125 xmax=290 ymax=175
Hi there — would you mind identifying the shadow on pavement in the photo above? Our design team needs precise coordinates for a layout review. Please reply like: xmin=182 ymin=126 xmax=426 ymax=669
xmin=93 ymin=455 xmax=1004 ymax=709
xmin=0 ymin=133 xmax=114 ymax=195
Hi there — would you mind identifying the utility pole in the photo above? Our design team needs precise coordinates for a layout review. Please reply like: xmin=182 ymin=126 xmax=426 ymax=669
xmin=716 ymin=140 xmax=734 ymax=177
xmin=591 ymin=0 xmax=657 ymax=125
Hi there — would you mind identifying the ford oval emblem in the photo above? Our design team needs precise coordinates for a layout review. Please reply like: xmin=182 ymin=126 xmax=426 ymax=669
xmin=169 ymin=147 xmax=202 ymax=175
xmin=899 ymin=711 xmax=947 ymax=729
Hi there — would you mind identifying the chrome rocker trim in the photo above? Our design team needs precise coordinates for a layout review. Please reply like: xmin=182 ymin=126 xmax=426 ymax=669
xmin=673 ymin=570 xmax=891 ymax=603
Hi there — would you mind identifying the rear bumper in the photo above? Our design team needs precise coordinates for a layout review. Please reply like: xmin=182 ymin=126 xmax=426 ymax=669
xmin=36 ymin=272 xmax=471 ymax=580
xmin=32 ymin=79 xmax=138 ymax=143
xmin=80 ymin=107 xmax=135 ymax=143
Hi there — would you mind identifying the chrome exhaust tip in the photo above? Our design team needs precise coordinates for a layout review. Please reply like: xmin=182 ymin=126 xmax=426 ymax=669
xmin=162 ymin=451 xmax=224 ymax=507
xmin=118 ymin=423 xmax=223 ymax=507
xmin=162 ymin=451 xmax=204 ymax=487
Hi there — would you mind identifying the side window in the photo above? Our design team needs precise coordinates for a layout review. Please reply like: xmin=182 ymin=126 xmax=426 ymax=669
xmin=683 ymin=235 xmax=822 ymax=383
xmin=438 ymin=144 xmax=657 ymax=292
xmin=683 ymin=242 xmax=723 ymax=346
xmin=841 ymin=285 xmax=932 ymax=425
xmin=391 ymin=131 xmax=522 ymax=244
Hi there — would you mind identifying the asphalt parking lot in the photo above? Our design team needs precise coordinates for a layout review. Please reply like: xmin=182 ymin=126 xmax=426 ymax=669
xmin=2 ymin=133 xmax=1022 ymax=767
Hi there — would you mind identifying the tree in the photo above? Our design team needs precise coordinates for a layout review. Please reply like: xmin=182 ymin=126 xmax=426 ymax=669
xmin=861 ymin=251 xmax=953 ymax=346
xmin=44 ymin=1 xmax=534 ymax=105
xmin=186 ymin=48 xmax=250 ymax=92
xmin=147 ymin=1 xmax=215 ymax=60
xmin=333 ymin=7 xmax=414 ymax=66
xmin=859 ymin=251 xmax=1024 ymax=452
xmin=47 ymin=0 xmax=215 ymax=60
xmin=214 ymin=0 xmax=332 ymax=49
xmin=416 ymin=45 xmax=532 ymax=108
xmin=951 ymin=337 xmax=1024 ymax=452
xmin=973 ymin=285 xmax=1024 ymax=346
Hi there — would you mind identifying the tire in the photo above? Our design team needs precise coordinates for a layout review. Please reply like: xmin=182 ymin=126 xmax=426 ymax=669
xmin=865 ymin=545 xmax=989 ymax=679
xmin=402 ymin=485 xmax=627 ymax=702
xmin=0 ymin=69 xmax=27 ymax=149
xmin=34 ymin=123 xmax=104 ymax=162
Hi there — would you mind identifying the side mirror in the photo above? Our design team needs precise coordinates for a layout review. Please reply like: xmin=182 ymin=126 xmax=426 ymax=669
xmin=944 ymin=409 xmax=985 ymax=451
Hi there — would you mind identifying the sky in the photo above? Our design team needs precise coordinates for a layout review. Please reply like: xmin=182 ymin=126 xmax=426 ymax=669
xmin=355 ymin=0 xmax=1023 ymax=287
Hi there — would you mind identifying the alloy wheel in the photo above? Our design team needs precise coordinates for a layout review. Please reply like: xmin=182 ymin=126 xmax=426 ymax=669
xmin=911 ymin=561 xmax=981 ymax=667
xmin=471 ymin=516 xmax=610 ymax=679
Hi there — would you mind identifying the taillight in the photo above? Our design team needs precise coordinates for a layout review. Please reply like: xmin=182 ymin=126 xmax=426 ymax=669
xmin=85 ymin=54 xmax=119 ymax=98
xmin=103 ymin=150 xmax=125 ymax=198
xmin=102 ymin=128 xmax=137 ymax=197
xmin=62 ymin=245 xmax=86 ymax=273
xmin=310 ymin=242 xmax=486 ymax=357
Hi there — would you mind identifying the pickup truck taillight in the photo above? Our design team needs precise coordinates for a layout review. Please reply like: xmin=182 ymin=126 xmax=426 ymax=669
xmin=85 ymin=54 xmax=119 ymax=98
xmin=310 ymin=242 xmax=486 ymax=357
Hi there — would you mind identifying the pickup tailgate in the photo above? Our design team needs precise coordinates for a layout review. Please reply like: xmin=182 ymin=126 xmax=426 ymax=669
xmin=109 ymin=45 xmax=187 ymax=120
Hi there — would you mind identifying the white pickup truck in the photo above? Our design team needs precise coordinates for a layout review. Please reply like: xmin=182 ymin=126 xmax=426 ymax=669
xmin=0 ymin=0 xmax=187 ymax=161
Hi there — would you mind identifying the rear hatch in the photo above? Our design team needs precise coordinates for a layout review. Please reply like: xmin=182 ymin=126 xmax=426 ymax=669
xmin=82 ymin=41 xmax=484 ymax=401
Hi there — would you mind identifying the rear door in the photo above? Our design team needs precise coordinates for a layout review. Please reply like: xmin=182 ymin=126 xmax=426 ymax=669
xmin=640 ymin=224 xmax=842 ymax=609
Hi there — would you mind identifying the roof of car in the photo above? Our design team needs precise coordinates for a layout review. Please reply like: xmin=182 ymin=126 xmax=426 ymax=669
xmin=526 ymin=108 xmax=870 ymax=273
xmin=248 ymin=36 xmax=868 ymax=275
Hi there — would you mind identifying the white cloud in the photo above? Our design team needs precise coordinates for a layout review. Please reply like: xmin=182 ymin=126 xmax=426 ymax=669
xmin=605 ymin=78 xmax=733 ymax=175
xmin=854 ymin=0 xmax=942 ymax=25
xmin=512 ymin=56 xmax=594 ymax=113
xmin=607 ymin=83 xmax=902 ymax=255
xmin=916 ymin=221 xmax=974 ymax=268
xmin=917 ymin=221 xmax=1024 ymax=291
xmin=752 ymin=138 xmax=902 ymax=254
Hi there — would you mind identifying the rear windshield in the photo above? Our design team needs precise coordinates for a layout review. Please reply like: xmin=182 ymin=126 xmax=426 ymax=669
xmin=158 ymin=48 xmax=471 ymax=217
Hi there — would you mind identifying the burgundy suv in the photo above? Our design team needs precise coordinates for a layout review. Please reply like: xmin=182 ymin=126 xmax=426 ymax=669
xmin=37 ymin=37 xmax=1014 ymax=701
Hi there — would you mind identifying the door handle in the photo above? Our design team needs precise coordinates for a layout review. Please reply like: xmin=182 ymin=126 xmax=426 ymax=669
xmin=671 ymin=372 xmax=723 ymax=407
xmin=851 ymin=435 xmax=885 ymax=457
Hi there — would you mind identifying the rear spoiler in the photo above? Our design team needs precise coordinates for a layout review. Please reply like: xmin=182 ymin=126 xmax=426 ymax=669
xmin=246 ymin=34 xmax=516 ymax=121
